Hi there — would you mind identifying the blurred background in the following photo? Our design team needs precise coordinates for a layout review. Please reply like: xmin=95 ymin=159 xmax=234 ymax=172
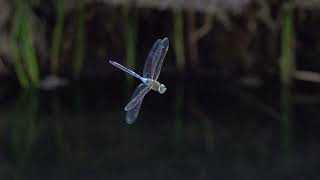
xmin=0 ymin=0 xmax=320 ymax=179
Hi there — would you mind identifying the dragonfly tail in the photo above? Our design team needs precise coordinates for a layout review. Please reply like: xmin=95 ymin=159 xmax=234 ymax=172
xmin=109 ymin=60 xmax=143 ymax=81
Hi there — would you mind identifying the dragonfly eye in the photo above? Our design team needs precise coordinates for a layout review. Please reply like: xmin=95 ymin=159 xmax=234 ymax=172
xmin=158 ymin=84 xmax=166 ymax=94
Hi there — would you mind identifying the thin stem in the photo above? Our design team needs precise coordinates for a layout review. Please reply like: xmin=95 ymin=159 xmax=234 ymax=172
xmin=50 ymin=0 xmax=64 ymax=74
xmin=173 ymin=11 xmax=185 ymax=73
xmin=279 ymin=1 xmax=295 ymax=85
xmin=73 ymin=0 xmax=85 ymax=79
xmin=124 ymin=6 xmax=138 ymax=84
xmin=11 ymin=0 xmax=39 ymax=87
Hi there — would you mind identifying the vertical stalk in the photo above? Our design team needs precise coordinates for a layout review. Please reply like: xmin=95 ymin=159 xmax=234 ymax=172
xmin=279 ymin=1 xmax=295 ymax=85
xmin=11 ymin=0 xmax=39 ymax=87
xmin=11 ymin=36 xmax=29 ymax=88
xmin=11 ymin=0 xmax=28 ymax=87
xmin=279 ymin=0 xmax=294 ymax=159
xmin=50 ymin=0 xmax=64 ymax=74
xmin=123 ymin=6 xmax=138 ymax=85
xmin=186 ymin=11 xmax=197 ymax=67
xmin=73 ymin=0 xmax=85 ymax=79
xmin=173 ymin=11 xmax=185 ymax=73
xmin=21 ymin=20 xmax=39 ymax=86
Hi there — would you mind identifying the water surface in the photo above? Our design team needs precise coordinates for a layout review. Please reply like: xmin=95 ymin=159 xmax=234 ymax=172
xmin=0 ymin=77 xmax=319 ymax=179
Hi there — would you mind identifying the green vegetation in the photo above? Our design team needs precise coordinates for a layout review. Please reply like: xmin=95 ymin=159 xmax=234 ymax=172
xmin=7 ymin=1 xmax=303 ymax=89
xmin=173 ymin=11 xmax=185 ymax=73
xmin=73 ymin=0 xmax=86 ymax=79
xmin=124 ymin=6 xmax=138 ymax=85
xmin=279 ymin=1 xmax=295 ymax=85
xmin=279 ymin=0 xmax=295 ymax=158
xmin=50 ymin=0 xmax=65 ymax=74
xmin=11 ymin=0 xmax=39 ymax=88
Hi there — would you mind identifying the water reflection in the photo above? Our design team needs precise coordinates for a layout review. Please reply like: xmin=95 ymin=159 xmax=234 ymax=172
xmin=0 ymin=80 xmax=319 ymax=179
xmin=10 ymin=90 xmax=38 ymax=178
xmin=280 ymin=83 xmax=293 ymax=159
xmin=173 ymin=83 xmax=185 ymax=151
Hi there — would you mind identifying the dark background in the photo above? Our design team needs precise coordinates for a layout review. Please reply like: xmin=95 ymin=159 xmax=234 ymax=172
xmin=0 ymin=0 xmax=320 ymax=179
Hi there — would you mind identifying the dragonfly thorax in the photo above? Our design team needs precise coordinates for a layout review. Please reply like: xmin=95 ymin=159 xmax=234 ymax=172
xmin=144 ymin=78 xmax=166 ymax=94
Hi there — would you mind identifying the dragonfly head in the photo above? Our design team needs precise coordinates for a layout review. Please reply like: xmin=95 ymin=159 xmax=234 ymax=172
xmin=158 ymin=84 xmax=167 ymax=94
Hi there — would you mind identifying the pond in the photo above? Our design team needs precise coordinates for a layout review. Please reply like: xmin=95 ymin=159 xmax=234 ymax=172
xmin=0 ymin=76 xmax=319 ymax=179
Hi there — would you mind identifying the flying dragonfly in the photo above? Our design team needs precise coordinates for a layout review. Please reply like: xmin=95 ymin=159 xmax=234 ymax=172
xmin=109 ymin=37 xmax=169 ymax=124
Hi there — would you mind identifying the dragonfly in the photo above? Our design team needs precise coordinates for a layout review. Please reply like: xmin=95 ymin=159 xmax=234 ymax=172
xmin=109 ymin=37 xmax=169 ymax=124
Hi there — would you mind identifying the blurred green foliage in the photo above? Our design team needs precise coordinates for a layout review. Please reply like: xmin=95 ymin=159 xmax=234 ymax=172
xmin=279 ymin=1 xmax=295 ymax=85
xmin=73 ymin=0 xmax=86 ymax=79
xmin=11 ymin=0 xmax=39 ymax=88
xmin=6 ymin=1 xmax=303 ymax=88
xmin=124 ymin=6 xmax=138 ymax=85
xmin=173 ymin=11 xmax=186 ymax=73
xmin=50 ymin=0 xmax=65 ymax=74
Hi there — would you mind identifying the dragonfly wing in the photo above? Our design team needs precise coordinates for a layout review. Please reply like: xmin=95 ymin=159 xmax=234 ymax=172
xmin=148 ymin=39 xmax=166 ymax=79
xmin=125 ymin=83 xmax=151 ymax=112
xmin=153 ymin=37 xmax=169 ymax=80
xmin=143 ymin=39 xmax=161 ymax=78
xmin=126 ymin=99 xmax=143 ymax=124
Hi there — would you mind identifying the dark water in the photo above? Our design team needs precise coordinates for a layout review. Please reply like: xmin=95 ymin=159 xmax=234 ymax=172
xmin=0 ymin=77 xmax=320 ymax=179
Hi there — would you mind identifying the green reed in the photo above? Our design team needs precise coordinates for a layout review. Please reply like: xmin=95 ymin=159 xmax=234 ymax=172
xmin=11 ymin=0 xmax=39 ymax=88
xmin=279 ymin=1 xmax=295 ymax=85
xmin=279 ymin=0 xmax=294 ymax=158
xmin=73 ymin=0 xmax=86 ymax=79
xmin=173 ymin=11 xmax=185 ymax=73
xmin=124 ymin=6 xmax=138 ymax=85
xmin=50 ymin=0 xmax=64 ymax=74
xmin=11 ymin=39 xmax=29 ymax=88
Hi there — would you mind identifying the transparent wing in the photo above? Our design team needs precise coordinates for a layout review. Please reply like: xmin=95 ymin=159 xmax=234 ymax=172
xmin=126 ymin=99 xmax=143 ymax=124
xmin=153 ymin=37 xmax=169 ymax=80
xmin=143 ymin=39 xmax=161 ymax=78
xmin=148 ymin=39 xmax=165 ymax=79
xmin=124 ymin=83 xmax=151 ymax=112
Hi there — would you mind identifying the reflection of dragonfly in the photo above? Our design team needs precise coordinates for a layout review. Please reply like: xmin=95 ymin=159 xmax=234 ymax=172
xmin=109 ymin=37 xmax=169 ymax=124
